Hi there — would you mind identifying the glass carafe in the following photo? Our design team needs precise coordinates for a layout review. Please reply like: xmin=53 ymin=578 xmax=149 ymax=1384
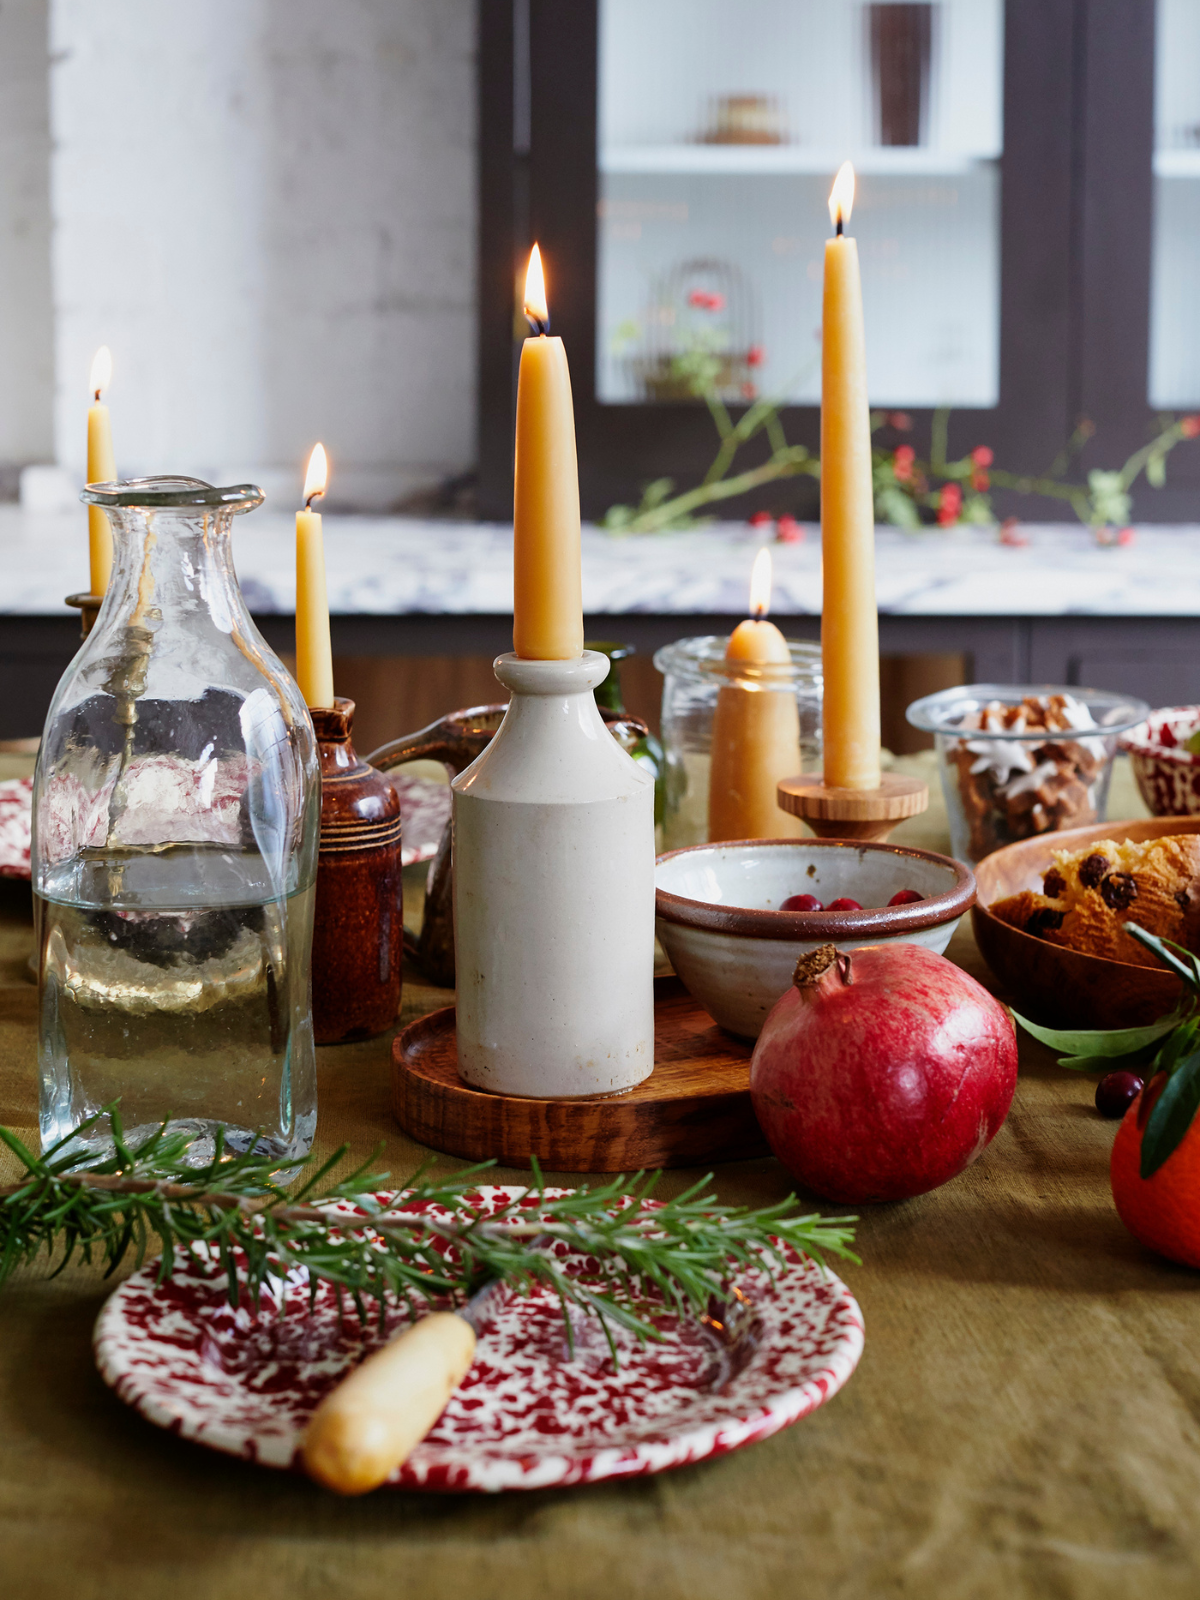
xmin=34 ymin=478 xmax=320 ymax=1166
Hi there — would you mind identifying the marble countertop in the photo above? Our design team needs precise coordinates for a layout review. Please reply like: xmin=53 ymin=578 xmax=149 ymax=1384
xmin=3 ymin=507 xmax=1199 ymax=618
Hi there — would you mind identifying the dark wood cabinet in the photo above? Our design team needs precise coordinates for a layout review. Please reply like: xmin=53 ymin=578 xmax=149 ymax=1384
xmin=477 ymin=1 xmax=1186 ymax=525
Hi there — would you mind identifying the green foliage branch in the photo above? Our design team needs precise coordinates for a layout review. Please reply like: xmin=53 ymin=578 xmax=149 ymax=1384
xmin=602 ymin=378 xmax=819 ymax=535
xmin=602 ymin=351 xmax=1200 ymax=535
xmin=874 ymin=408 xmax=1200 ymax=533
xmin=0 ymin=1107 xmax=858 ymax=1358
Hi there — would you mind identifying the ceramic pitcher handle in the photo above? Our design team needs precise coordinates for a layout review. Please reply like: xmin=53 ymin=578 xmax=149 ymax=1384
xmin=301 ymin=1312 xmax=477 ymax=1494
xmin=366 ymin=704 xmax=508 ymax=776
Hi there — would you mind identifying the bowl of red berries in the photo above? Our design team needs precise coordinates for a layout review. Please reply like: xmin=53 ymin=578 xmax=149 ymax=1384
xmin=654 ymin=839 xmax=976 ymax=1038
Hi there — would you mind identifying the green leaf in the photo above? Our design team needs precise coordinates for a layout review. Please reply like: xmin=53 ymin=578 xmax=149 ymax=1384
xmin=639 ymin=477 xmax=675 ymax=510
xmin=875 ymin=485 xmax=922 ymax=528
xmin=1141 ymin=1051 xmax=1200 ymax=1177
xmin=961 ymin=493 xmax=995 ymax=526
xmin=1087 ymin=468 xmax=1132 ymax=526
xmin=601 ymin=504 xmax=633 ymax=531
xmin=1156 ymin=1018 xmax=1200 ymax=1077
xmin=1146 ymin=452 xmax=1167 ymax=488
xmin=1057 ymin=1041 xmax=1168 ymax=1074
xmin=1124 ymin=923 xmax=1200 ymax=987
xmin=1011 ymin=1007 xmax=1182 ymax=1064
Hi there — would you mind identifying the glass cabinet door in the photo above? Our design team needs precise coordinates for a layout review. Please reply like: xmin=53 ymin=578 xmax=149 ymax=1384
xmin=1150 ymin=0 xmax=1200 ymax=407
xmin=596 ymin=0 xmax=1004 ymax=410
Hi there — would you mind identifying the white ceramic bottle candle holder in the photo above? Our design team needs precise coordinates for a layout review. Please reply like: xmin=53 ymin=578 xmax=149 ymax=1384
xmin=452 ymin=650 xmax=656 ymax=1098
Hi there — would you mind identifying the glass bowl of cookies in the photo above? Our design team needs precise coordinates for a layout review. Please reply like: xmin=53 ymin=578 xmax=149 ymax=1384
xmin=906 ymin=684 xmax=1150 ymax=866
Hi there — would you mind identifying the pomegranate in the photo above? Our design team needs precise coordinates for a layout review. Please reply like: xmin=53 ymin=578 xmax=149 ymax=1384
xmin=750 ymin=943 xmax=1017 ymax=1203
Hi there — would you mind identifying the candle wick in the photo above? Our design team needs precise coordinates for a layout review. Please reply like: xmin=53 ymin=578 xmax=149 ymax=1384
xmin=524 ymin=313 xmax=551 ymax=337
xmin=305 ymin=490 xmax=325 ymax=511
xmin=93 ymin=389 xmax=101 ymax=403
xmin=835 ymin=218 xmax=844 ymax=237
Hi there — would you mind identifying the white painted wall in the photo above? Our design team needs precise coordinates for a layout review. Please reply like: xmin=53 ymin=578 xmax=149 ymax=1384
xmin=0 ymin=0 xmax=54 ymax=476
xmin=48 ymin=0 xmax=477 ymax=511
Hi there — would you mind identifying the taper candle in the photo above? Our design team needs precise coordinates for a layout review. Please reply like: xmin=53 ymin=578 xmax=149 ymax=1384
xmin=708 ymin=547 xmax=804 ymax=842
xmin=821 ymin=163 xmax=881 ymax=791
xmin=86 ymin=347 xmax=116 ymax=595
xmin=295 ymin=443 xmax=335 ymax=709
xmin=512 ymin=244 xmax=584 ymax=661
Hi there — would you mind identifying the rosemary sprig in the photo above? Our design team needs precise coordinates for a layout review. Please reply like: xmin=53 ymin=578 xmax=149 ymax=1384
xmin=0 ymin=1107 xmax=858 ymax=1352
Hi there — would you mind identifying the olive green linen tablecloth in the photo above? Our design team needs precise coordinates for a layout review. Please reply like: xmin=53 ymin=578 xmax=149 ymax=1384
xmin=2 ymin=757 xmax=1198 ymax=1600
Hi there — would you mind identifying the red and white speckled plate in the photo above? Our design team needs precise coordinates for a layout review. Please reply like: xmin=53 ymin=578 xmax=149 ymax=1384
xmin=93 ymin=1187 xmax=863 ymax=1493
xmin=387 ymin=772 xmax=450 ymax=868
xmin=0 ymin=777 xmax=32 ymax=879
xmin=10 ymin=771 xmax=446 ymax=883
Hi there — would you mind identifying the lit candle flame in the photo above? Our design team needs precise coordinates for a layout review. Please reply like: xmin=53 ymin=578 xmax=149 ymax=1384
xmin=749 ymin=546 xmax=773 ymax=619
xmin=89 ymin=346 xmax=112 ymax=401
xmin=524 ymin=243 xmax=549 ymax=328
xmin=303 ymin=443 xmax=328 ymax=507
xmin=828 ymin=162 xmax=855 ymax=231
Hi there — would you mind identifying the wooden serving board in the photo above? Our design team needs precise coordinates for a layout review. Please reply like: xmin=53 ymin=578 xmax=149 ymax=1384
xmin=392 ymin=976 xmax=769 ymax=1171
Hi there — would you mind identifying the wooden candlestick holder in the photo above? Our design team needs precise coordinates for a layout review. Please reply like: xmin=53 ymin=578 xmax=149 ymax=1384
xmin=65 ymin=592 xmax=102 ymax=639
xmin=777 ymin=770 xmax=929 ymax=843
xmin=394 ymin=976 xmax=769 ymax=1172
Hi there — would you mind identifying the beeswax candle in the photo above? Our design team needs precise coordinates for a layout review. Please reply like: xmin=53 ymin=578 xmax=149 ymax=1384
xmin=708 ymin=548 xmax=804 ymax=842
xmin=296 ymin=443 xmax=335 ymax=709
xmin=512 ymin=245 xmax=584 ymax=661
xmin=86 ymin=347 xmax=116 ymax=595
xmin=821 ymin=163 xmax=881 ymax=791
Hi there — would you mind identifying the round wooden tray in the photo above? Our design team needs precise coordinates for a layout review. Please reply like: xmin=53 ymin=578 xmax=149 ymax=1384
xmin=392 ymin=976 xmax=769 ymax=1171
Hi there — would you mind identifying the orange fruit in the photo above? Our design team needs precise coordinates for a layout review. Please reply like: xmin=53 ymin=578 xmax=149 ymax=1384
xmin=1111 ymin=1075 xmax=1200 ymax=1268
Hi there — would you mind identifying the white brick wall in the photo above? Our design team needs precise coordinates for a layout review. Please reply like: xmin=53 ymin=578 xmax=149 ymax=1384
xmin=0 ymin=0 xmax=54 ymax=474
xmin=47 ymin=0 xmax=477 ymax=511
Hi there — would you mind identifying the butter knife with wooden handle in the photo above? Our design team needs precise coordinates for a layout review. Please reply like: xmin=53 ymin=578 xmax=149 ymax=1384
xmin=301 ymin=1277 xmax=503 ymax=1494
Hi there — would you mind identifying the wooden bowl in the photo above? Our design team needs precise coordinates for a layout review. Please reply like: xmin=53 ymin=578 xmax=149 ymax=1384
xmin=972 ymin=817 xmax=1200 ymax=1028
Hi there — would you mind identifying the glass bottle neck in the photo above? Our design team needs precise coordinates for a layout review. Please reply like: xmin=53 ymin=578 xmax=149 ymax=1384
xmin=98 ymin=503 xmax=250 ymax=642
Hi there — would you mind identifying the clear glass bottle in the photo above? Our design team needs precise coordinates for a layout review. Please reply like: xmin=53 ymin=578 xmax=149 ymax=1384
xmin=35 ymin=478 xmax=320 ymax=1166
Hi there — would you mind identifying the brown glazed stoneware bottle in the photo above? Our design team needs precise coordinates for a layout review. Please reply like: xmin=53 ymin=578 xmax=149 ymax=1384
xmin=310 ymin=698 xmax=403 ymax=1043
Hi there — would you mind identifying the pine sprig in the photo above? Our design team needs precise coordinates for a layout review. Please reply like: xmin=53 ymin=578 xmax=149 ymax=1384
xmin=0 ymin=1107 xmax=858 ymax=1351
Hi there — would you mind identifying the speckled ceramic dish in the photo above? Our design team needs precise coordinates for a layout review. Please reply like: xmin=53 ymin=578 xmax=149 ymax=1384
xmin=93 ymin=1187 xmax=864 ymax=1493
xmin=1120 ymin=709 xmax=1200 ymax=818
xmin=655 ymin=839 xmax=976 ymax=1038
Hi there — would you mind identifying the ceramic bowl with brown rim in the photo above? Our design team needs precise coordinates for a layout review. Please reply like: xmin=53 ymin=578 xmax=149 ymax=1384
xmin=655 ymin=840 xmax=976 ymax=1039
xmin=972 ymin=817 xmax=1200 ymax=1030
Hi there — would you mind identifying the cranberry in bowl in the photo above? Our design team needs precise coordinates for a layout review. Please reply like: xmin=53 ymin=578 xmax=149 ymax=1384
xmin=655 ymin=839 xmax=975 ymax=1038
xmin=1120 ymin=707 xmax=1200 ymax=817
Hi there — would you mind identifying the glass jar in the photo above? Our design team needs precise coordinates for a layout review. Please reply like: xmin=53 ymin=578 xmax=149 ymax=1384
xmin=653 ymin=635 xmax=823 ymax=850
xmin=906 ymin=683 xmax=1150 ymax=865
xmin=35 ymin=477 xmax=320 ymax=1166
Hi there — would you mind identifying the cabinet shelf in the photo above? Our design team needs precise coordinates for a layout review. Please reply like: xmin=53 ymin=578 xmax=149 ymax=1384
xmin=1155 ymin=149 xmax=1200 ymax=177
xmin=599 ymin=144 xmax=998 ymax=178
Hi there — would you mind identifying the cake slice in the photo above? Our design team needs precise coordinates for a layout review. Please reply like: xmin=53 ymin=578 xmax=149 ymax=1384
xmin=989 ymin=833 xmax=1200 ymax=966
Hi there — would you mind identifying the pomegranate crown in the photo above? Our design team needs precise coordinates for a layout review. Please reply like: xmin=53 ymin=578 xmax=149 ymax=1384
xmin=793 ymin=945 xmax=852 ymax=989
